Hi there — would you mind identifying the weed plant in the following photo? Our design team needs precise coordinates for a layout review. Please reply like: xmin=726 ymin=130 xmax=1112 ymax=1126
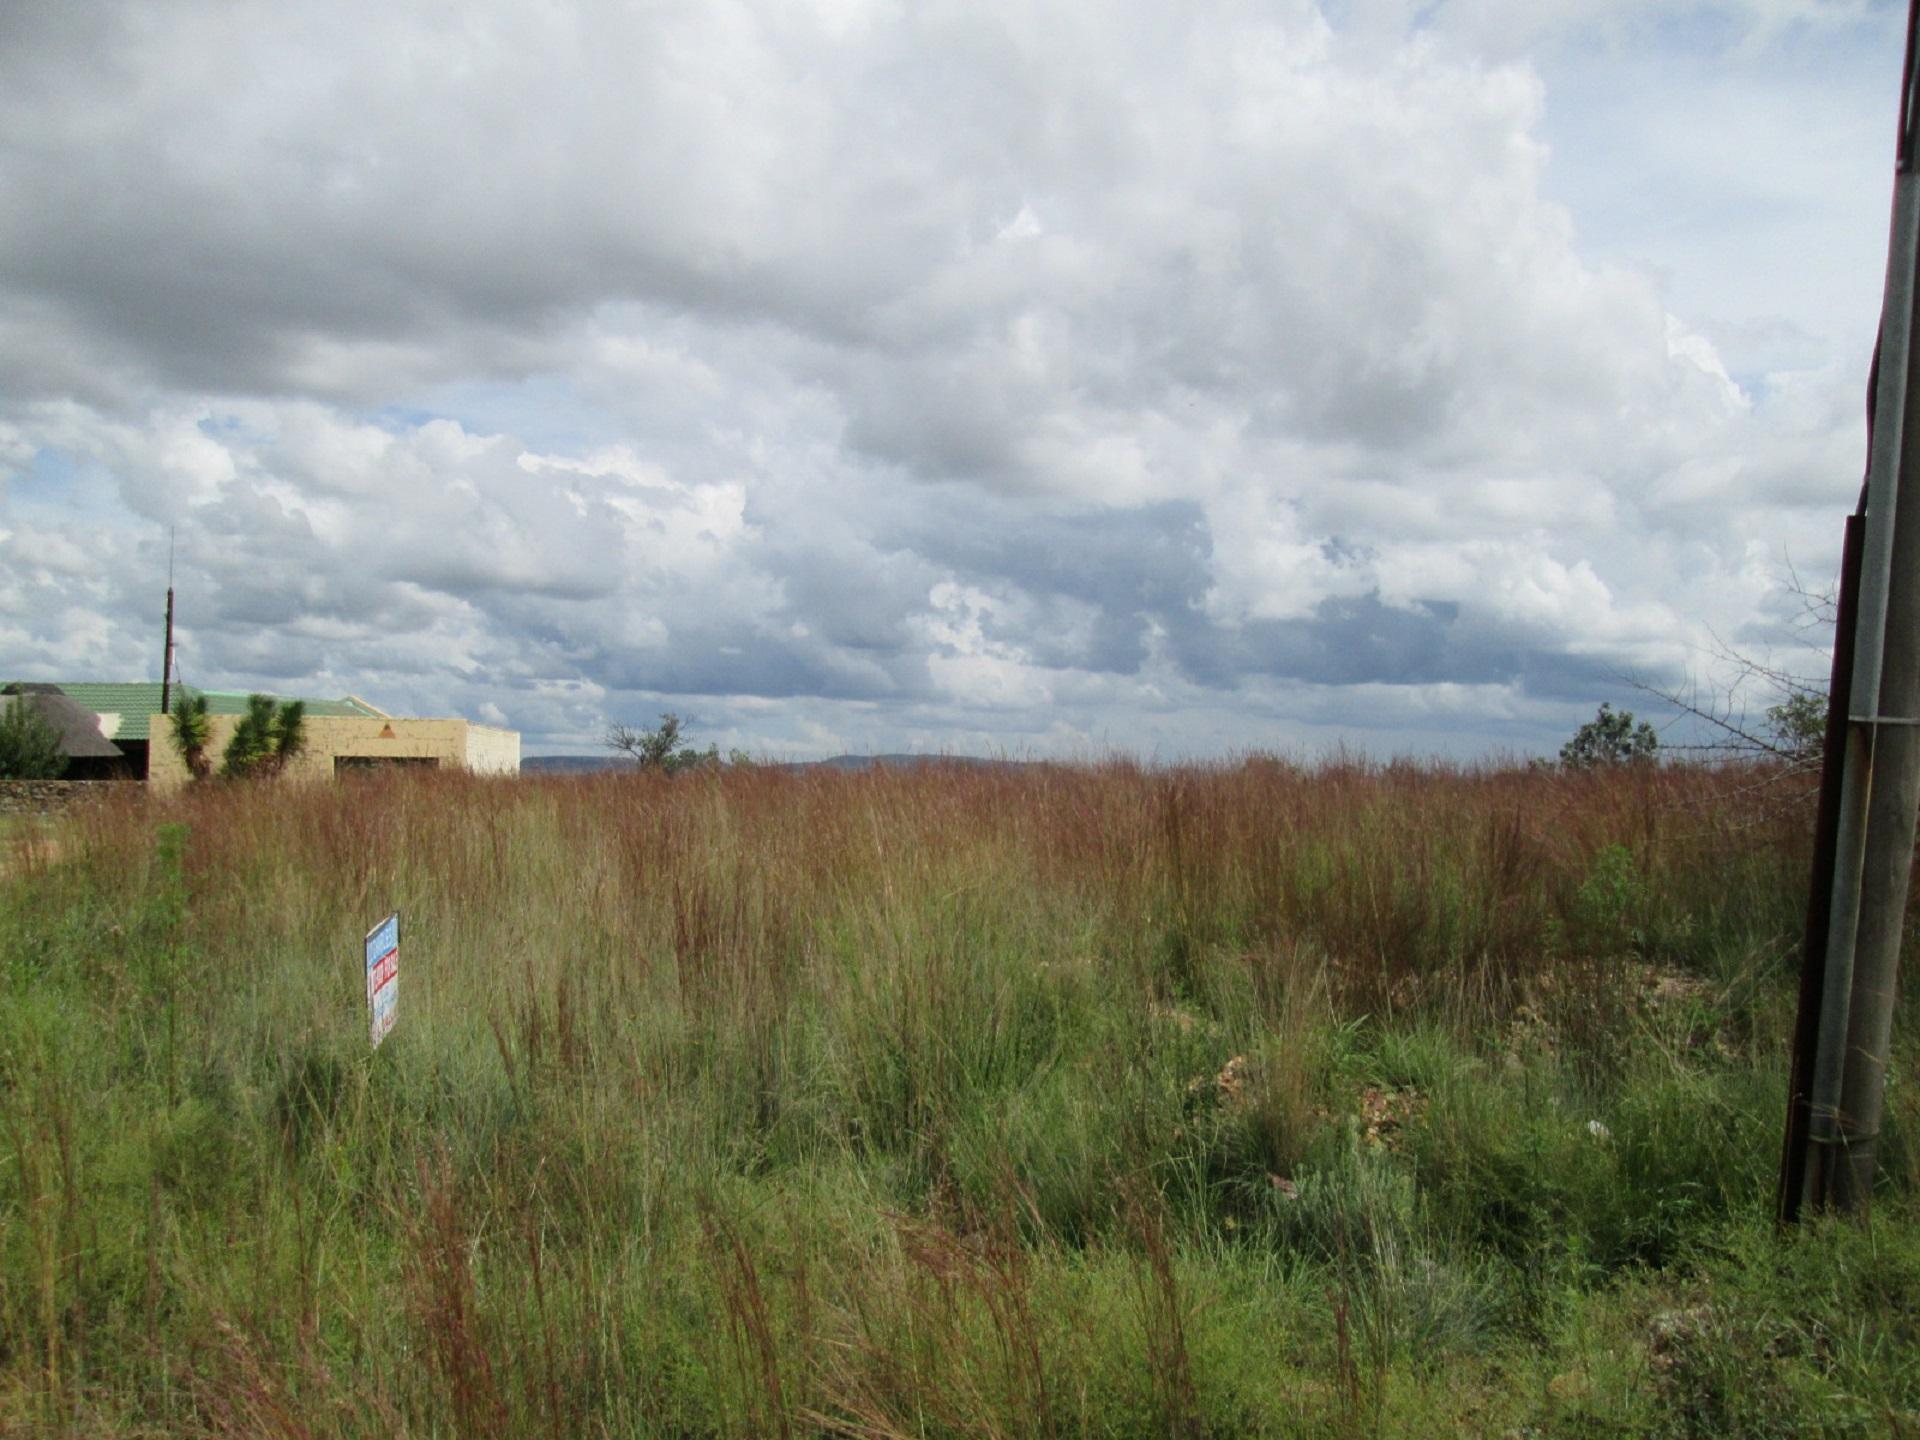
xmin=0 ymin=757 xmax=1914 ymax=1436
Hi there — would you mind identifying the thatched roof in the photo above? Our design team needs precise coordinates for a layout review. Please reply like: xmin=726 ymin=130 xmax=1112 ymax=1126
xmin=0 ymin=684 xmax=124 ymax=759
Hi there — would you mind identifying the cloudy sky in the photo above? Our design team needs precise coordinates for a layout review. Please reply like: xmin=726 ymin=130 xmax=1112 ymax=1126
xmin=0 ymin=0 xmax=1902 ymax=759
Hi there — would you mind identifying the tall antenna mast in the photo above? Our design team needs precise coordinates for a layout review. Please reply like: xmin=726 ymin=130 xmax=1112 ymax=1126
xmin=160 ymin=529 xmax=176 ymax=718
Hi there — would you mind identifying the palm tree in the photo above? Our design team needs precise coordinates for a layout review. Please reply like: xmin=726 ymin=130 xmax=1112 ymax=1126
xmin=169 ymin=689 xmax=213 ymax=781
xmin=222 ymin=694 xmax=308 ymax=779
xmin=271 ymin=699 xmax=306 ymax=775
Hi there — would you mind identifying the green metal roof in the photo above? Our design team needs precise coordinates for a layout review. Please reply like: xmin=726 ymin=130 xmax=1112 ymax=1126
xmin=36 ymin=683 xmax=385 ymax=742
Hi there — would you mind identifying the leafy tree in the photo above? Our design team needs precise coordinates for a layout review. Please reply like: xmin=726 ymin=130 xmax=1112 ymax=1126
xmin=0 ymin=699 xmax=68 ymax=780
xmin=1560 ymin=703 xmax=1660 ymax=769
xmin=1765 ymin=689 xmax=1827 ymax=766
xmin=169 ymin=689 xmax=214 ymax=781
xmin=605 ymin=712 xmax=718 ymax=773
xmin=221 ymin=695 xmax=307 ymax=779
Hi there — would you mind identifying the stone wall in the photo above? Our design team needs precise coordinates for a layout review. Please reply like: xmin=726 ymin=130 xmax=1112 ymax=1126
xmin=0 ymin=779 xmax=131 ymax=815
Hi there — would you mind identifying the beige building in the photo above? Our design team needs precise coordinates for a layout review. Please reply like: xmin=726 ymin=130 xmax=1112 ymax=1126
xmin=38 ymin=683 xmax=519 ymax=789
xmin=148 ymin=711 xmax=520 ymax=792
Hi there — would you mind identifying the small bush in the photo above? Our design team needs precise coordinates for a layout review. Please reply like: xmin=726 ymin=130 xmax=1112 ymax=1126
xmin=0 ymin=696 xmax=67 ymax=779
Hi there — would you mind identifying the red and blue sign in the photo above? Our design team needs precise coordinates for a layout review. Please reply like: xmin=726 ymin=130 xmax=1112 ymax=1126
xmin=366 ymin=911 xmax=399 ymax=1048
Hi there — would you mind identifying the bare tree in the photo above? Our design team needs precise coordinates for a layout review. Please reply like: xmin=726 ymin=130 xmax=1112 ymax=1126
xmin=1634 ymin=566 xmax=1836 ymax=771
xmin=604 ymin=712 xmax=717 ymax=773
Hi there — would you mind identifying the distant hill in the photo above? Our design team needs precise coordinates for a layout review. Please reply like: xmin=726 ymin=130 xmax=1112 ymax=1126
xmin=521 ymin=755 xmax=626 ymax=773
xmin=523 ymin=752 xmax=1028 ymax=774
xmin=803 ymin=754 xmax=1026 ymax=771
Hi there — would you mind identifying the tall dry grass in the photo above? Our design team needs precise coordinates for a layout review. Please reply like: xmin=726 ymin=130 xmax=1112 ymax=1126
xmin=0 ymin=755 xmax=1911 ymax=1435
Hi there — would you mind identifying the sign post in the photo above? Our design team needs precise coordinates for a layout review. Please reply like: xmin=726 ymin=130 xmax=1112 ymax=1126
xmin=366 ymin=911 xmax=399 ymax=1048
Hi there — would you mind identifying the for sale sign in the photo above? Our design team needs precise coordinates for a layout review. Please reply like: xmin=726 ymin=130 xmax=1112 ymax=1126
xmin=366 ymin=911 xmax=399 ymax=1048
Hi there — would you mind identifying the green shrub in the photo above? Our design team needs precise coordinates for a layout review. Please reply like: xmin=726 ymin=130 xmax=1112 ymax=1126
xmin=0 ymin=695 xmax=66 ymax=779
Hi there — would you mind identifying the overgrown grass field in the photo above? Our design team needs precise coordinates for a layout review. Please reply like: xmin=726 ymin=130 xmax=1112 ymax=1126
xmin=2 ymin=759 xmax=1917 ymax=1436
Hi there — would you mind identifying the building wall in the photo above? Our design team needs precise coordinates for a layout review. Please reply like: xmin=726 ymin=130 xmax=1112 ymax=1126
xmin=149 ymin=714 xmax=521 ymax=791
xmin=464 ymin=723 xmax=521 ymax=774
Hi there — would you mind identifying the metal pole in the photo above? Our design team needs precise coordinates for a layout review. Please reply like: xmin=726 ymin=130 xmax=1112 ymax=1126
xmin=159 ymin=528 xmax=177 ymax=718
xmin=1801 ymin=0 xmax=1920 ymax=1216
xmin=160 ymin=582 xmax=175 ymax=719
xmin=1830 ymin=342 xmax=1920 ymax=1211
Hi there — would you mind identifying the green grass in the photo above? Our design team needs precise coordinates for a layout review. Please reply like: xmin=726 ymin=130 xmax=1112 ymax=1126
xmin=0 ymin=758 xmax=1915 ymax=1436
